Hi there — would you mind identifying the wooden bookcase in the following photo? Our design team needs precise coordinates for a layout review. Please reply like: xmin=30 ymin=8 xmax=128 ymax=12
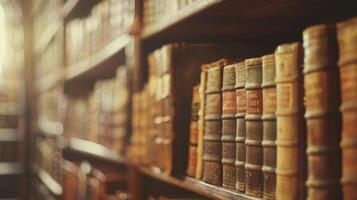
xmin=27 ymin=0 xmax=357 ymax=199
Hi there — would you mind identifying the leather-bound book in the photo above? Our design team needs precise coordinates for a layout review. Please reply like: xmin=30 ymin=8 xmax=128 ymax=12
xmin=275 ymin=43 xmax=306 ymax=200
xmin=203 ymin=59 xmax=228 ymax=185
xmin=262 ymin=54 xmax=277 ymax=200
xmin=187 ymin=86 xmax=200 ymax=177
xmin=235 ymin=61 xmax=246 ymax=192
xmin=245 ymin=57 xmax=263 ymax=197
xmin=196 ymin=64 xmax=209 ymax=179
xmin=337 ymin=17 xmax=357 ymax=200
xmin=303 ymin=24 xmax=341 ymax=200
xmin=221 ymin=64 xmax=236 ymax=189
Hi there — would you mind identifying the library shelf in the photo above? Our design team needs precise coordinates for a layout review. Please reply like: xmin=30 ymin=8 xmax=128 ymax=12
xmin=0 ymin=162 xmax=23 ymax=176
xmin=61 ymin=0 xmax=99 ymax=23
xmin=63 ymin=137 xmax=127 ymax=165
xmin=65 ymin=34 xmax=130 ymax=84
xmin=140 ymin=0 xmax=350 ymax=43
xmin=139 ymin=167 xmax=258 ymax=200
xmin=34 ymin=21 xmax=61 ymax=56
xmin=32 ymin=70 xmax=63 ymax=95
xmin=141 ymin=0 xmax=222 ymax=40
xmin=35 ymin=118 xmax=63 ymax=137
xmin=32 ymin=165 xmax=62 ymax=196
xmin=0 ymin=129 xmax=20 ymax=142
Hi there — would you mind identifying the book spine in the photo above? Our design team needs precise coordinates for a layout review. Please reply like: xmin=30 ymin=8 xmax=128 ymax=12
xmin=275 ymin=43 xmax=306 ymax=200
xmin=337 ymin=17 xmax=357 ymax=200
xmin=245 ymin=58 xmax=263 ymax=197
xmin=235 ymin=61 xmax=246 ymax=192
xmin=262 ymin=54 xmax=277 ymax=200
xmin=187 ymin=86 xmax=200 ymax=177
xmin=196 ymin=66 xmax=208 ymax=179
xmin=221 ymin=64 xmax=236 ymax=189
xmin=303 ymin=24 xmax=341 ymax=200
xmin=203 ymin=61 xmax=224 ymax=185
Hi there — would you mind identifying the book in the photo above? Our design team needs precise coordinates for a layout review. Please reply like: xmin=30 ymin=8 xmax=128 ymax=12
xmin=303 ymin=24 xmax=341 ymax=200
xmin=196 ymin=64 xmax=209 ymax=179
xmin=235 ymin=61 xmax=246 ymax=192
xmin=203 ymin=59 xmax=229 ymax=185
xmin=261 ymin=54 xmax=277 ymax=200
xmin=245 ymin=57 xmax=263 ymax=197
xmin=337 ymin=17 xmax=357 ymax=200
xmin=187 ymin=86 xmax=200 ymax=177
xmin=275 ymin=43 xmax=306 ymax=200
xmin=221 ymin=64 xmax=237 ymax=189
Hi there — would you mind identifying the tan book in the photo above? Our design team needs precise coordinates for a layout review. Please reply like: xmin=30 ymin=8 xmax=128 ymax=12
xmin=303 ymin=24 xmax=341 ymax=200
xmin=275 ymin=42 xmax=306 ymax=200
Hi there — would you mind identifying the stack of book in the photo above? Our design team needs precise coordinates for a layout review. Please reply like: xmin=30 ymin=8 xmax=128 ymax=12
xmin=64 ymin=67 xmax=130 ymax=154
xmin=37 ymin=137 xmax=64 ymax=185
xmin=143 ymin=0 xmax=201 ymax=26
xmin=63 ymin=161 xmax=128 ymax=200
xmin=66 ymin=0 xmax=135 ymax=65
xmin=130 ymin=43 xmax=245 ymax=174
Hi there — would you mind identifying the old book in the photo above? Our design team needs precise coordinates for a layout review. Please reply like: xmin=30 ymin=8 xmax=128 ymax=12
xmin=245 ymin=57 xmax=263 ymax=197
xmin=275 ymin=43 xmax=306 ymax=200
xmin=187 ymin=86 xmax=200 ymax=177
xmin=235 ymin=61 xmax=246 ymax=192
xmin=221 ymin=64 xmax=236 ymax=189
xmin=303 ymin=24 xmax=341 ymax=200
xmin=196 ymin=64 xmax=208 ymax=179
xmin=203 ymin=59 xmax=227 ymax=185
xmin=262 ymin=54 xmax=277 ymax=200
xmin=337 ymin=17 xmax=357 ymax=200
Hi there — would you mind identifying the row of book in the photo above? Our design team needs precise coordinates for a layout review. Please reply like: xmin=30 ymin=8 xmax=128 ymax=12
xmin=143 ymin=0 xmax=201 ymax=26
xmin=130 ymin=16 xmax=357 ymax=199
xmin=66 ymin=0 xmax=135 ymax=65
xmin=36 ymin=137 xmax=64 ymax=185
xmin=64 ymin=67 xmax=130 ymax=154
xmin=63 ymin=161 xmax=129 ymax=200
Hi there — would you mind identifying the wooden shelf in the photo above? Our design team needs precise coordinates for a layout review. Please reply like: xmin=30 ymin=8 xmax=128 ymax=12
xmin=32 ymin=165 xmax=63 ymax=196
xmin=141 ymin=0 xmax=354 ymax=44
xmin=36 ymin=118 xmax=63 ymax=137
xmin=34 ymin=20 xmax=61 ymax=56
xmin=32 ymin=70 xmax=62 ymax=95
xmin=61 ymin=0 xmax=100 ymax=23
xmin=0 ymin=162 xmax=23 ymax=176
xmin=65 ymin=34 xmax=130 ymax=84
xmin=141 ymin=0 xmax=222 ymax=40
xmin=63 ymin=137 xmax=126 ymax=165
xmin=139 ymin=167 xmax=258 ymax=200
xmin=0 ymin=129 xmax=21 ymax=142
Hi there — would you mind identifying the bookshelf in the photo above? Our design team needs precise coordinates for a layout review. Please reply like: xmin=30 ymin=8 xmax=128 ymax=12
xmin=28 ymin=0 xmax=357 ymax=199
xmin=31 ymin=165 xmax=63 ymax=197
xmin=65 ymin=34 xmax=130 ymax=84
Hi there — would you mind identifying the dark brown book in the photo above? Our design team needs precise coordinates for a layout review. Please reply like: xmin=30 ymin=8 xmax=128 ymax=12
xmin=245 ymin=57 xmax=263 ymax=197
xmin=235 ymin=61 xmax=246 ymax=192
xmin=275 ymin=43 xmax=306 ymax=200
xmin=221 ymin=64 xmax=236 ymax=189
xmin=303 ymin=24 xmax=341 ymax=200
xmin=187 ymin=86 xmax=200 ymax=177
xmin=337 ymin=17 xmax=357 ymax=200
xmin=262 ymin=54 xmax=277 ymax=200
xmin=203 ymin=59 xmax=227 ymax=185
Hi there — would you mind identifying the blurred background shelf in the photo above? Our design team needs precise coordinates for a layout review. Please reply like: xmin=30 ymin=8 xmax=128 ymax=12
xmin=65 ymin=34 xmax=130 ymax=85
xmin=63 ymin=137 xmax=127 ymax=165
xmin=32 ymin=165 xmax=62 ymax=197
xmin=0 ymin=129 xmax=21 ymax=142
xmin=61 ymin=0 xmax=100 ymax=23
xmin=0 ymin=163 xmax=23 ymax=176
